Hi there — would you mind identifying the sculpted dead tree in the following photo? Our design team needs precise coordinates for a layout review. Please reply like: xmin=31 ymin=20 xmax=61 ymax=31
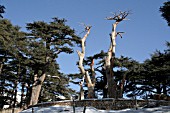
xmin=77 ymin=25 xmax=95 ymax=99
xmin=105 ymin=11 xmax=130 ymax=98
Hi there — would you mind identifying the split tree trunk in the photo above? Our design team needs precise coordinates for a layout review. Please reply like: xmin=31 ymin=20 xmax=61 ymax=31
xmin=77 ymin=26 xmax=95 ymax=99
xmin=30 ymin=73 xmax=46 ymax=105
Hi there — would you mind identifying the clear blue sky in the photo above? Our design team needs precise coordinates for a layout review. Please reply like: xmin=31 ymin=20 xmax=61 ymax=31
xmin=1 ymin=0 xmax=170 ymax=75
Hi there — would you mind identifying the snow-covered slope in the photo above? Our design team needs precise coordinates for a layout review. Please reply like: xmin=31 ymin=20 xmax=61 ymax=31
xmin=20 ymin=105 xmax=170 ymax=113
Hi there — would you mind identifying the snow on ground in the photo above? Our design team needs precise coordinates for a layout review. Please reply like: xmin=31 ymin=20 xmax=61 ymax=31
xmin=19 ymin=105 xmax=170 ymax=113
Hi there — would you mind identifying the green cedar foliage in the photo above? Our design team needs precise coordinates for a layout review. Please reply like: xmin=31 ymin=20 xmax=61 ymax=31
xmin=0 ymin=19 xmax=27 ymax=108
xmin=160 ymin=1 xmax=170 ymax=26
xmin=125 ymin=42 xmax=170 ymax=98
xmin=0 ymin=18 xmax=81 ymax=108
xmin=26 ymin=18 xmax=80 ymax=102
xmin=0 ymin=5 xmax=5 ymax=18
xmin=143 ymin=42 xmax=170 ymax=95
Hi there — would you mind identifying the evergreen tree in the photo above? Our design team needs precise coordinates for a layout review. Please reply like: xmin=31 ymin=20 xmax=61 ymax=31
xmin=26 ymin=17 xmax=80 ymax=105
xmin=0 ymin=5 xmax=5 ymax=18
xmin=0 ymin=18 xmax=81 ymax=108
xmin=124 ymin=60 xmax=143 ymax=98
xmin=143 ymin=42 xmax=170 ymax=96
xmin=0 ymin=19 xmax=27 ymax=109
xmin=125 ymin=42 xmax=170 ymax=98
xmin=160 ymin=1 xmax=170 ymax=26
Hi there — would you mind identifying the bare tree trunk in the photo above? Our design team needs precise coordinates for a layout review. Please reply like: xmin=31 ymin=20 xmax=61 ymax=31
xmin=105 ymin=11 xmax=129 ymax=98
xmin=30 ymin=73 xmax=46 ymax=105
xmin=0 ymin=58 xmax=5 ymax=109
xmin=79 ymin=81 xmax=84 ymax=100
xmin=20 ymin=83 xmax=25 ymax=108
xmin=162 ymin=84 xmax=167 ymax=95
xmin=25 ymin=83 xmax=31 ymax=107
xmin=90 ymin=59 xmax=95 ymax=98
xmin=103 ymin=73 xmax=108 ymax=98
xmin=105 ymin=25 xmax=117 ymax=98
xmin=77 ymin=26 xmax=95 ymax=99
xmin=0 ymin=59 xmax=4 ymax=74
xmin=119 ymin=74 xmax=126 ymax=98
xmin=86 ymin=71 xmax=95 ymax=98
xmin=13 ymin=81 xmax=18 ymax=111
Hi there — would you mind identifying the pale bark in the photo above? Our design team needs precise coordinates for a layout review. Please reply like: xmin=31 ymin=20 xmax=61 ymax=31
xmin=30 ymin=73 xmax=46 ymax=105
xmin=105 ymin=22 xmax=119 ymax=98
xmin=105 ymin=11 xmax=129 ymax=98
xmin=79 ymin=79 xmax=84 ymax=100
xmin=77 ymin=26 xmax=95 ymax=99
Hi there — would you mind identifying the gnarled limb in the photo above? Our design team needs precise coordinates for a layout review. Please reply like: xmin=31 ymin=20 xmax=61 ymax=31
xmin=77 ymin=25 xmax=95 ymax=99
xmin=77 ymin=25 xmax=91 ymax=74
xmin=106 ymin=11 xmax=130 ymax=22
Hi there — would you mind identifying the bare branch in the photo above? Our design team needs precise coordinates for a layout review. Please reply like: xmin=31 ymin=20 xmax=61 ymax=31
xmin=106 ymin=11 xmax=131 ymax=22
xmin=79 ymin=22 xmax=92 ymax=32
xmin=77 ymin=24 xmax=91 ymax=74
xmin=76 ymin=23 xmax=95 ymax=99
xmin=116 ymin=32 xmax=125 ymax=38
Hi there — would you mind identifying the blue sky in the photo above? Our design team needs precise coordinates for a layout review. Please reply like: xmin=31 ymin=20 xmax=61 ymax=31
xmin=1 ymin=0 xmax=170 ymax=75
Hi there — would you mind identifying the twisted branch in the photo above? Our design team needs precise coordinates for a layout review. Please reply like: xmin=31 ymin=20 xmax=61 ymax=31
xmin=106 ymin=11 xmax=130 ymax=22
